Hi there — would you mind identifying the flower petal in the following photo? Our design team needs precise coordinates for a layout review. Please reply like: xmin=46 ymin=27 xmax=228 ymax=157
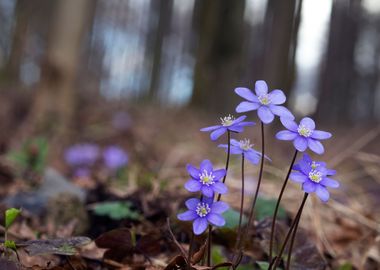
xmin=258 ymin=106 xmax=275 ymax=124
xmin=302 ymin=180 xmax=317 ymax=193
xmin=326 ymin=169 xmax=337 ymax=176
xmin=210 ymin=128 xmax=227 ymax=141
xmin=300 ymin=117 xmax=315 ymax=130
xmin=269 ymin=105 xmax=294 ymax=119
xmin=213 ymin=182 xmax=228 ymax=194
xmin=200 ymin=160 xmax=213 ymax=172
xmin=245 ymin=151 xmax=260 ymax=165
xmin=255 ymin=80 xmax=268 ymax=96
xmin=211 ymin=201 xmax=229 ymax=214
xmin=185 ymin=198 xmax=200 ymax=210
xmin=234 ymin=87 xmax=259 ymax=102
xmin=187 ymin=164 xmax=200 ymax=179
xmin=302 ymin=153 xmax=312 ymax=164
xmin=230 ymin=139 xmax=240 ymax=146
xmin=200 ymin=125 xmax=221 ymax=132
xmin=228 ymin=146 xmax=244 ymax=154
xmin=320 ymin=177 xmax=339 ymax=188
xmin=307 ymin=139 xmax=324 ymax=155
xmin=290 ymin=172 xmax=308 ymax=183
xmin=269 ymin=90 xmax=286 ymax=104
xmin=236 ymin=101 xmax=260 ymax=113
xmin=193 ymin=218 xmax=208 ymax=235
xmin=228 ymin=126 xmax=244 ymax=133
xmin=311 ymin=130 xmax=332 ymax=140
xmin=296 ymin=160 xmax=312 ymax=175
xmin=280 ymin=117 xmax=298 ymax=131
xmin=213 ymin=169 xmax=226 ymax=180
xmin=231 ymin=115 xmax=247 ymax=125
xmin=177 ymin=210 xmax=197 ymax=221
xmin=315 ymin=185 xmax=330 ymax=202
xmin=201 ymin=185 xmax=214 ymax=197
xmin=236 ymin=121 xmax=255 ymax=127
xmin=293 ymin=137 xmax=308 ymax=152
xmin=276 ymin=130 xmax=298 ymax=140
xmin=185 ymin=179 xmax=201 ymax=192
xmin=207 ymin=213 xmax=225 ymax=227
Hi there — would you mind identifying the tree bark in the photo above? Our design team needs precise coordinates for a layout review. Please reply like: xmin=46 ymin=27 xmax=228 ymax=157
xmin=190 ymin=0 xmax=246 ymax=113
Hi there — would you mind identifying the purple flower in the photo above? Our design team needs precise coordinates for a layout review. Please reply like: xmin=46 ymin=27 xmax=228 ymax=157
xmin=185 ymin=160 xmax=227 ymax=198
xmin=218 ymin=139 xmax=270 ymax=165
xmin=103 ymin=146 xmax=128 ymax=170
xmin=290 ymin=154 xmax=339 ymax=202
xmin=64 ymin=143 xmax=99 ymax=167
xmin=177 ymin=197 xmax=229 ymax=235
xmin=200 ymin=115 xmax=255 ymax=141
xmin=235 ymin=80 xmax=294 ymax=124
xmin=276 ymin=117 xmax=332 ymax=154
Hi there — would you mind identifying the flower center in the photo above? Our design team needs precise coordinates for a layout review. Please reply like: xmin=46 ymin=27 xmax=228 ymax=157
xmin=308 ymin=170 xmax=322 ymax=183
xmin=220 ymin=115 xmax=235 ymax=126
xmin=199 ymin=170 xmax=215 ymax=186
xmin=311 ymin=161 xmax=319 ymax=170
xmin=258 ymin=94 xmax=270 ymax=105
xmin=297 ymin=125 xmax=312 ymax=137
xmin=196 ymin=202 xmax=211 ymax=217
xmin=239 ymin=138 xmax=253 ymax=151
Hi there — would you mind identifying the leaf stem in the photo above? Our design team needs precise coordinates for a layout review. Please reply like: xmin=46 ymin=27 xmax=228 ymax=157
xmin=217 ymin=130 xmax=231 ymax=202
xmin=286 ymin=206 xmax=302 ymax=270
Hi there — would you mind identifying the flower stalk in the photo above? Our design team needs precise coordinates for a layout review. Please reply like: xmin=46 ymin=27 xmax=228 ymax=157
xmin=269 ymin=149 xmax=298 ymax=262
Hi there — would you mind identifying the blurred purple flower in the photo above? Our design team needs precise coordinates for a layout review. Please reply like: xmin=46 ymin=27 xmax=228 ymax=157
xmin=74 ymin=167 xmax=91 ymax=178
xmin=185 ymin=160 xmax=227 ymax=198
xmin=290 ymin=154 xmax=339 ymax=202
xmin=177 ymin=197 xmax=229 ymax=235
xmin=64 ymin=143 xmax=99 ymax=167
xmin=200 ymin=115 xmax=255 ymax=141
xmin=103 ymin=146 xmax=128 ymax=170
xmin=218 ymin=138 xmax=270 ymax=165
xmin=276 ymin=117 xmax=332 ymax=154
xmin=235 ymin=80 xmax=294 ymax=124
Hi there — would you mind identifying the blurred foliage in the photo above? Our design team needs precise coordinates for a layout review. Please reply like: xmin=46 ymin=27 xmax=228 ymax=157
xmin=5 ymin=208 xmax=21 ymax=230
xmin=93 ymin=201 xmax=141 ymax=220
xmin=7 ymin=137 xmax=48 ymax=174
xmin=255 ymin=198 xmax=286 ymax=221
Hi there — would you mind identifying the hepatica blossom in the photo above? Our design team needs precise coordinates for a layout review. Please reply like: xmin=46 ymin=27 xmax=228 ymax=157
xmin=103 ymin=146 xmax=128 ymax=170
xmin=218 ymin=139 xmax=269 ymax=165
xmin=64 ymin=143 xmax=99 ymax=167
xmin=177 ymin=197 xmax=229 ymax=235
xmin=200 ymin=115 xmax=255 ymax=141
xmin=235 ymin=80 xmax=294 ymax=124
xmin=290 ymin=154 xmax=339 ymax=202
xmin=276 ymin=117 xmax=332 ymax=154
xmin=185 ymin=160 xmax=227 ymax=197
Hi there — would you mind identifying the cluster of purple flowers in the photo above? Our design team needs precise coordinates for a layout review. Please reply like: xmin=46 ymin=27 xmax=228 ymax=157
xmin=233 ymin=80 xmax=339 ymax=202
xmin=64 ymin=143 xmax=128 ymax=177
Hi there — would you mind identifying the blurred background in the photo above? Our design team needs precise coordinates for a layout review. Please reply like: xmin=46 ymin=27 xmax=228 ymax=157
xmin=0 ymin=0 xmax=379 ymax=268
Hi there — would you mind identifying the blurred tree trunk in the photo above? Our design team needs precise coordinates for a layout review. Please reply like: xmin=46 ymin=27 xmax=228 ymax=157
xmin=147 ymin=0 xmax=173 ymax=101
xmin=26 ymin=0 xmax=95 ymax=139
xmin=3 ymin=0 xmax=29 ymax=82
xmin=316 ymin=0 xmax=361 ymax=123
xmin=190 ymin=0 xmax=246 ymax=113
xmin=260 ymin=0 xmax=297 ymax=92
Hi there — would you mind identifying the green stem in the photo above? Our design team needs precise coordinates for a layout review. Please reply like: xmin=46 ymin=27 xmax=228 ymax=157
xmin=269 ymin=150 xmax=298 ymax=262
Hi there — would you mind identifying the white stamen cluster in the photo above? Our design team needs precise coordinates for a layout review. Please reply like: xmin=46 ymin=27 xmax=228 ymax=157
xmin=308 ymin=170 xmax=322 ymax=183
xmin=239 ymin=138 xmax=253 ymax=150
xmin=311 ymin=161 xmax=319 ymax=170
xmin=199 ymin=170 xmax=215 ymax=186
xmin=258 ymin=94 xmax=270 ymax=105
xmin=196 ymin=202 xmax=211 ymax=217
xmin=220 ymin=114 xmax=235 ymax=126
xmin=297 ymin=125 xmax=312 ymax=137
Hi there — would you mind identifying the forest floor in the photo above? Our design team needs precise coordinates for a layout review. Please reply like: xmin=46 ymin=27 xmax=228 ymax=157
xmin=0 ymin=105 xmax=379 ymax=270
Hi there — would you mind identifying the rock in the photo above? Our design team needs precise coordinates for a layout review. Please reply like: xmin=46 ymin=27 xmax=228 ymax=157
xmin=3 ymin=167 xmax=86 ymax=216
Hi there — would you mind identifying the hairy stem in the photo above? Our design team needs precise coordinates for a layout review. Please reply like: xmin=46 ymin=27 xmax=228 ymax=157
xmin=286 ymin=207 xmax=302 ymax=270
xmin=234 ymin=154 xmax=245 ymax=255
xmin=187 ymin=232 xmax=195 ymax=269
xmin=207 ymin=225 xmax=212 ymax=266
xmin=217 ymin=130 xmax=231 ymax=202
xmin=269 ymin=149 xmax=298 ymax=262
xmin=270 ymin=193 xmax=308 ymax=270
